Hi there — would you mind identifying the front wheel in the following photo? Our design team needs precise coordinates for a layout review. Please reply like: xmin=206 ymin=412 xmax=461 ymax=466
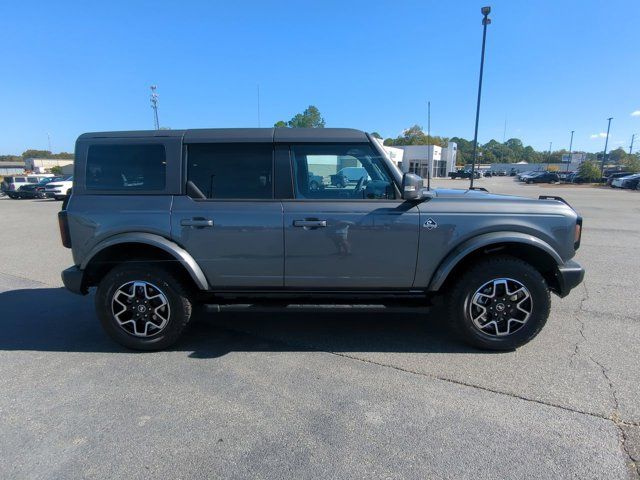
xmin=448 ymin=256 xmax=550 ymax=350
xmin=95 ymin=265 xmax=192 ymax=350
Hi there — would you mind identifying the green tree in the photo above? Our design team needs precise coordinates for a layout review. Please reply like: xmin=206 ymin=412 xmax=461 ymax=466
xmin=608 ymin=147 xmax=627 ymax=164
xmin=22 ymin=149 xmax=52 ymax=159
xmin=370 ymin=131 xmax=382 ymax=139
xmin=50 ymin=166 xmax=63 ymax=175
xmin=274 ymin=105 xmax=325 ymax=128
xmin=386 ymin=125 xmax=447 ymax=147
xmin=621 ymin=153 xmax=640 ymax=173
xmin=578 ymin=160 xmax=601 ymax=181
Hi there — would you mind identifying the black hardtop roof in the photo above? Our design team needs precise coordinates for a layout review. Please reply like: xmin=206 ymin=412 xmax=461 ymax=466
xmin=77 ymin=128 xmax=369 ymax=143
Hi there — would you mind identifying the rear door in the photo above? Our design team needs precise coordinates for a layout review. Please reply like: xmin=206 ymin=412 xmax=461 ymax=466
xmin=282 ymin=143 xmax=420 ymax=289
xmin=171 ymin=143 xmax=283 ymax=288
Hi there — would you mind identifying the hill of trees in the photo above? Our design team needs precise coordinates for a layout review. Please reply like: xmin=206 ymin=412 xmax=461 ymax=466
xmin=0 ymin=150 xmax=74 ymax=162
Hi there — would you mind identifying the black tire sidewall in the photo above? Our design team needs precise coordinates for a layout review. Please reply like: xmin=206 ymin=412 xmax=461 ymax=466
xmin=451 ymin=257 xmax=550 ymax=350
xmin=95 ymin=265 xmax=191 ymax=351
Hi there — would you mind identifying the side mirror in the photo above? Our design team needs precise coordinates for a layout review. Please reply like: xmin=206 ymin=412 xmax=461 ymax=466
xmin=402 ymin=173 xmax=427 ymax=201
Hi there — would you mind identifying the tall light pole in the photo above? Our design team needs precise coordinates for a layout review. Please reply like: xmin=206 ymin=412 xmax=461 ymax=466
xmin=150 ymin=85 xmax=160 ymax=130
xmin=629 ymin=133 xmax=636 ymax=155
xmin=470 ymin=6 xmax=492 ymax=189
xmin=600 ymin=117 xmax=613 ymax=179
xmin=546 ymin=141 xmax=552 ymax=170
xmin=566 ymin=130 xmax=574 ymax=172
xmin=257 ymin=84 xmax=261 ymax=127
xmin=427 ymin=100 xmax=431 ymax=190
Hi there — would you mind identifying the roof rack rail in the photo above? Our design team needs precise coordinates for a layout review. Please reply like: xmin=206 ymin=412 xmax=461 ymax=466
xmin=469 ymin=187 xmax=489 ymax=192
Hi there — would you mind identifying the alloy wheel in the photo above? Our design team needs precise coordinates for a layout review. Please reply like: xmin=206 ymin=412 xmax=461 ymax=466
xmin=111 ymin=281 xmax=171 ymax=337
xmin=468 ymin=278 xmax=532 ymax=336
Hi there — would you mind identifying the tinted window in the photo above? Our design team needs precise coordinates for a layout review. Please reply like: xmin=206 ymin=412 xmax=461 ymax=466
xmin=291 ymin=144 xmax=396 ymax=200
xmin=86 ymin=144 xmax=166 ymax=191
xmin=187 ymin=144 xmax=273 ymax=199
xmin=15 ymin=178 xmax=26 ymax=183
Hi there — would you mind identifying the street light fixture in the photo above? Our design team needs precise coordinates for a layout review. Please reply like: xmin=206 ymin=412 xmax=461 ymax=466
xmin=470 ymin=6 xmax=492 ymax=189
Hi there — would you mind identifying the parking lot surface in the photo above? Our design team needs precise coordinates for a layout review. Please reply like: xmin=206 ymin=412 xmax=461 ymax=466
xmin=1 ymin=177 xmax=638 ymax=479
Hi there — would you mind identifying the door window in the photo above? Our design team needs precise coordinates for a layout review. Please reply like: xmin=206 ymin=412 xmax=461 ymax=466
xmin=86 ymin=144 xmax=166 ymax=191
xmin=291 ymin=144 xmax=396 ymax=200
xmin=187 ymin=144 xmax=273 ymax=199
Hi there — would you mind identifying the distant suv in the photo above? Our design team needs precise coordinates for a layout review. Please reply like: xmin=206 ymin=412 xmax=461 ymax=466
xmin=59 ymin=128 xmax=584 ymax=351
xmin=45 ymin=176 xmax=73 ymax=200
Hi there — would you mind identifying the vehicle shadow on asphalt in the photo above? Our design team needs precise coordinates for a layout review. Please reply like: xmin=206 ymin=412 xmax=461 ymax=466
xmin=0 ymin=288 xmax=491 ymax=357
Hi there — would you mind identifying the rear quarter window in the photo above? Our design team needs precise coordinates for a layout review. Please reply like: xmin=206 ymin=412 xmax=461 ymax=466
xmin=86 ymin=144 xmax=166 ymax=191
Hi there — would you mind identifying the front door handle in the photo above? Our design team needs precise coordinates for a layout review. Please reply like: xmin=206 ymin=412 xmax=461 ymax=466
xmin=293 ymin=219 xmax=327 ymax=228
xmin=181 ymin=217 xmax=214 ymax=228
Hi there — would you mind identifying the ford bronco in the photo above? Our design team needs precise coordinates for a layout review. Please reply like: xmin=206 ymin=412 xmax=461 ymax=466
xmin=59 ymin=128 xmax=584 ymax=351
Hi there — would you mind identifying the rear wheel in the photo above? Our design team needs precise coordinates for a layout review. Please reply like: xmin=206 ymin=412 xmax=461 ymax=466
xmin=448 ymin=256 xmax=550 ymax=350
xmin=95 ymin=265 xmax=192 ymax=350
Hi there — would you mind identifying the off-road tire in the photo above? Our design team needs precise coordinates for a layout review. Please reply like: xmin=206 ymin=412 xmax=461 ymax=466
xmin=448 ymin=255 xmax=551 ymax=350
xmin=95 ymin=264 xmax=192 ymax=351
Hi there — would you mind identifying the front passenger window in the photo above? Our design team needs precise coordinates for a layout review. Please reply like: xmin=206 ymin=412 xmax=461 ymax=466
xmin=291 ymin=144 xmax=396 ymax=200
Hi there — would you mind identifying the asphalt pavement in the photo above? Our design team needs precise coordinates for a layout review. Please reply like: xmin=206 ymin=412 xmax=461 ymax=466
xmin=0 ymin=177 xmax=638 ymax=479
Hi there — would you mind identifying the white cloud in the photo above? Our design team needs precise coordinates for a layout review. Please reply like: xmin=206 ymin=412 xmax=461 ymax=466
xmin=590 ymin=132 xmax=608 ymax=139
xmin=631 ymin=110 xmax=640 ymax=116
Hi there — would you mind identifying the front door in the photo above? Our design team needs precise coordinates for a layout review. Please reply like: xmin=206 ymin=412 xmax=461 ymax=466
xmin=171 ymin=143 xmax=283 ymax=288
xmin=283 ymin=143 xmax=420 ymax=289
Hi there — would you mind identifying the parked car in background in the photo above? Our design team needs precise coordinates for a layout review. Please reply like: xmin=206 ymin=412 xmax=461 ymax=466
xmin=611 ymin=173 xmax=640 ymax=189
xmin=518 ymin=171 xmax=538 ymax=181
xmin=607 ymin=171 xmax=632 ymax=186
xmin=449 ymin=169 xmax=481 ymax=179
xmin=44 ymin=176 xmax=73 ymax=200
xmin=524 ymin=172 xmax=560 ymax=184
xmin=483 ymin=170 xmax=493 ymax=177
xmin=497 ymin=170 xmax=507 ymax=176
xmin=15 ymin=176 xmax=65 ymax=199
xmin=510 ymin=168 xmax=518 ymax=176
xmin=2 ymin=174 xmax=54 ymax=198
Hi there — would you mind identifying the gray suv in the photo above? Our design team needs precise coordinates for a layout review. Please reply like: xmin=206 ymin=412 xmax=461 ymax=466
xmin=59 ymin=128 xmax=584 ymax=351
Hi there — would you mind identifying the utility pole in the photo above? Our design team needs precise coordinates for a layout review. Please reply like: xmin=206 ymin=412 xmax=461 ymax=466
xmin=546 ymin=141 xmax=552 ymax=170
xmin=567 ymin=130 xmax=574 ymax=173
xmin=470 ymin=6 xmax=492 ymax=189
xmin=257 ymin=84 xmax=261 ymax=127
xmin=630 ymin=133 xmax=635 ymax=155
xmin=150 ymin=85 xmax=160 ymax=130
xmin=47 ymin=133 xmax=52 ymax=153
xmin=600 ymin=117 xmax=613 ymax=179
xmin=427 ymin=101 xmax=431 ymax=190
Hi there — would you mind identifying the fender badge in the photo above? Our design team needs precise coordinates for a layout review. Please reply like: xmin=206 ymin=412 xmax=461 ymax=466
xmin=424 ymin=218 xmax=438 ymax=230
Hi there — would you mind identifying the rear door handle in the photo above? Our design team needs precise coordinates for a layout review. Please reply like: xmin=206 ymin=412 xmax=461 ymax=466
xmin=293 ymin=219 xmax=327 ymax=228
xmin=181 ymin=217 xmax=214 ymax=228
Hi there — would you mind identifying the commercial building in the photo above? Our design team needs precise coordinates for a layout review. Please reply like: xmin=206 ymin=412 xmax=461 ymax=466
xmin=382 ymin=143 xmax=458 ymax=178
xmin=24 ymin=158 xmax=74 ymax=173
xmin=0 ymin=162 xmax=25 ymax=176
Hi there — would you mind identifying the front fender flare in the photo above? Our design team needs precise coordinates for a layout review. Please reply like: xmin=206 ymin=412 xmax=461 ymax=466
xmin=427 ymin=231 xmax=563 ymax=291
xmin=80 ymin=232 xmax=209 ymax=290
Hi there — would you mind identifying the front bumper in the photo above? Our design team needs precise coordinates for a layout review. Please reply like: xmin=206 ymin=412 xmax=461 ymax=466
xmin=61 ymin=266 xmax=87 ymax=295
xmin=556 ymin=260 xmax=585 ymax=298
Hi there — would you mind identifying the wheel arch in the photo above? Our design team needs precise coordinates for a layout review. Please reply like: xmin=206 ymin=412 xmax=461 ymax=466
xmin=80 ymin=233 xmax=209 ymax=291
xmin=428 ymin=232 xmax=563 ymax=295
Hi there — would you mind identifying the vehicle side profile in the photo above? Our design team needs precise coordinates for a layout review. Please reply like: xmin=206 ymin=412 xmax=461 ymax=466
xmin=59 ymin=128 xmax=584 ymax=351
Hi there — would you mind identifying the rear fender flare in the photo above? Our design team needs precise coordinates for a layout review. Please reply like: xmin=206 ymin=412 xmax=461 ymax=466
xmin=80 ymin=232 xmax=209 ymax=290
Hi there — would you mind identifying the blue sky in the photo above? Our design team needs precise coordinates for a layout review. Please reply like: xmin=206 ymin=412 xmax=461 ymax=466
xmin=1 ymin=0 xmax=639 ymax=154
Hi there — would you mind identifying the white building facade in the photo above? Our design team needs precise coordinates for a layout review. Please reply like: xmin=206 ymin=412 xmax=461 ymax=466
xmin=24 ymin=158 xmax=74 ymax=173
